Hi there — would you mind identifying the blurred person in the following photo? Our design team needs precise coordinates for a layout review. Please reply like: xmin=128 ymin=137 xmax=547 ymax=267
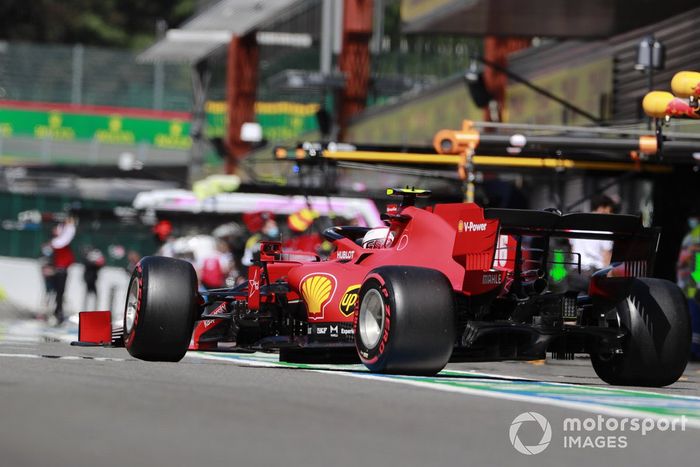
xmin=49 ymin=217 xmax=76 ymax=325
xmin=38 ymin=243 xmax=56 ymax=314
xmin=212 ymin=222 xmax=246 ymax=285
xmin=82 ymin=247 xmax=105 ymax=310
xmin=125 ymin=250 xmax=141 ymax=275
xmin=242 ymin=214 xmax=279 ymax=269
xmin=677 ymin=210 xmax=700 ymax=360
xmin=153 ymin=220 xmax=175 ymax=257
xmin=198 ymin=239 xmax=232 ymax=290
xmin=284 ymin=208 xmax=325 ymax=256
xmin=568 ymin=195 xmax=617 ymax=291
xmin=677 ymin=211 xmax=700 ymax=295
xmin=287 ymin=208 xmax=317 ymax=234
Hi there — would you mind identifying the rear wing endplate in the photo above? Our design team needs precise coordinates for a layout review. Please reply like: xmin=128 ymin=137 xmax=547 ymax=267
xmin=485 ymin=208 xmax=660 ymax=275
xmin=71 ymin=311 xmax=124 ymax=347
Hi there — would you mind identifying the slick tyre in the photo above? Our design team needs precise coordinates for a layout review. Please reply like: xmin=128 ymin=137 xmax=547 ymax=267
xmin=124 ymin=256 xmax=198 ymax=362
xmin=591 ymin=278 xmax=690 ymax=387
xmin=354 ymin=266 xmax=455 ymax=376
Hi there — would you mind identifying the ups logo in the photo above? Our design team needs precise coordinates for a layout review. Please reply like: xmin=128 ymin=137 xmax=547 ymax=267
xmin=339 ymin=284 xmax=361 ymax=317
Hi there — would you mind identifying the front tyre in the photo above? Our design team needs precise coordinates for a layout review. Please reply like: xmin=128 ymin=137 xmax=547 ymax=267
xmin=354 ymin=266 xmax=456 ymax=376
xmin=591 ymin=277 xmax=690 ymax=387
xmin=124 ymin=256 xmax=198 ymax=362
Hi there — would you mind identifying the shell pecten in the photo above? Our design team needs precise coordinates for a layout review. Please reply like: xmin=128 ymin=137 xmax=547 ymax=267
xmin=301 ymin=275 xmax=333 ymax=315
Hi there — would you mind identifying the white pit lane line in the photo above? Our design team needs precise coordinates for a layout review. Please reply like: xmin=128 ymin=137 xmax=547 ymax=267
xmin=3 ymin=320 xmax=697 ymax=428
xmin=188 ymin=351 xmax=700 ymax=428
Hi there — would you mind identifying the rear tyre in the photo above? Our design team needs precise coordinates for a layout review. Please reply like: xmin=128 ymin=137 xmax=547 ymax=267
xmin=354 ymin=266 xmax=455 ymax=376
xmin=591 ymin=278 xmax=690 ymax=387
xmin=124 ymin=256 xmax=198 ymax=362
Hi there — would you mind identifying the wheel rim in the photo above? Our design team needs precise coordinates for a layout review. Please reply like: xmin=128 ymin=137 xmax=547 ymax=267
xmin=124 ymin=276 xmax=139 ymax=335
xmin=359 ymin=288 xmax=385 ymax=349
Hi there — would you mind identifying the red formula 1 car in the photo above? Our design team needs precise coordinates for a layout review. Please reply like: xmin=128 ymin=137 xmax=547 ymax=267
xmin=77 ymin=188 xmax=690 ymax=386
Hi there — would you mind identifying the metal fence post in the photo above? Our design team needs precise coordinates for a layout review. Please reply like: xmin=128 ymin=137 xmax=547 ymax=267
xmin=40 ymin=137 xmax=51 ymax=164
xmin=153 ymin=20 xmax=167 ymax=110
xmin=71 ymin=44 xmax=84 ymax=105
xmin=89 ymin=138 xmax=99 ymax=165
xmin=154 ymin=62 xmax=165 ymax=110
xmin=138 ymin=142 xmax=148 ymax=165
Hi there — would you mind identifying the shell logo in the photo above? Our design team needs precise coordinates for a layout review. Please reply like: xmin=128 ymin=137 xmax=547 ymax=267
xmin=458 ymin=220 xmax=464 ymax=232
xmin=300 ymin=274 xmax=337 ymax=320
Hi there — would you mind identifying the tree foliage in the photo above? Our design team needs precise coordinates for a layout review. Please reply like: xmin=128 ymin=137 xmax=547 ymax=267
xmin=0 ymin=0 xmax=196 ymax=49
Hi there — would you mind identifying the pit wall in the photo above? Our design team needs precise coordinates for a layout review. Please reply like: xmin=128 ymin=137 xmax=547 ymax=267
xmin=0 ymin=256 xmax=130 ymax=319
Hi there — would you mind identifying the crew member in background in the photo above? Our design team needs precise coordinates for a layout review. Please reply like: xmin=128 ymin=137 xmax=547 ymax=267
xmin=568 ymin=195 xmax=617 ymax=291
xmin=38 ymin=243 xmax=56 ymax=312
xmin=153 ymin=220 xmax=175 ymax=257
xmin=677 ymin=210 xmax=700 ymax=360
xmin=212 ymin=222 xmax=246 ymax=285
xmin=125 ymin=250 xmax=142 ymax=275
xmin=198 ymin=240 xmax=232 ymax=290
xmin=49 ymin=217 xmax=76 ymax=325
xmin=284 ymin=208 xmax=324 ymax=255
xmin=242 ymin=213 xmax=279 ymax=271
xmin=82 ymin=246 xmax=105 ymax=310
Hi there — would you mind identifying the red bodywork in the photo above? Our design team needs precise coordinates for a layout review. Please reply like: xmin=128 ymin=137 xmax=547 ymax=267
xmin=77 ymin=195 xmax=654 ymax=365
xmin=190 ymin=202 xmax=511 ymax=348
xmin=78 ymin=311 xmax=112 ymax=345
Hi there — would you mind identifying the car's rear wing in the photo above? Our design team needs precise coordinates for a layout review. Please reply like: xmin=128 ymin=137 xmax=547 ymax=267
xmin=484 ymin=208 xmax=659 ymax=277
xmin=484 ymin=209 xmax=647 ymax=239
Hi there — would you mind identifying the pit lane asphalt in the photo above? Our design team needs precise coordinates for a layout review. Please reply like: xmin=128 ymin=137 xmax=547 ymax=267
xmin=1 ymin=322 xmax=699 ymax=467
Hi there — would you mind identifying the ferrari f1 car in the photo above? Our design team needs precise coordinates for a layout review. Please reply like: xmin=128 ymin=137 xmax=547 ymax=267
xmin=77 ymin=188 xmax=690 ymax=387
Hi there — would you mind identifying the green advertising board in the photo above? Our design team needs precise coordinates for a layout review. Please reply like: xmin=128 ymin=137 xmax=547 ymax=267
xmin=0 ymin=101 xmax=319 ymax=149
xmin=254 ymin=102 xmax=320 ymax=141
xmin=205 ymin=100 xmax=319 ymax=141
xmin=0 ymin=106 xmax=193 ymax=149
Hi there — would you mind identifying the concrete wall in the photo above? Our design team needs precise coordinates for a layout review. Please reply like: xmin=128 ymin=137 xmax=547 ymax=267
xmin=0 ymin=256 xmax=130 ymax=319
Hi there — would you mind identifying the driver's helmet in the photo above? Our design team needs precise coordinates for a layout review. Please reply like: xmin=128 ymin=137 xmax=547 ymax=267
xmin=362 ymin=227 xmax=392 ymax=249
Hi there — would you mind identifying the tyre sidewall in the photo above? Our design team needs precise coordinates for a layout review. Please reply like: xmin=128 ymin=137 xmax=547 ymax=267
xmin=592 ymin=278 xmax=690 ymax=386
xmin=123 ymin=256 xmax=198 ymax=362
xmin=354 ymin=274 xmax=393 ymax=370
xmin=123 ymin=264 xmax=144 ymax=350
xmin=353 ymin=266 xmax=456 ymax=375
